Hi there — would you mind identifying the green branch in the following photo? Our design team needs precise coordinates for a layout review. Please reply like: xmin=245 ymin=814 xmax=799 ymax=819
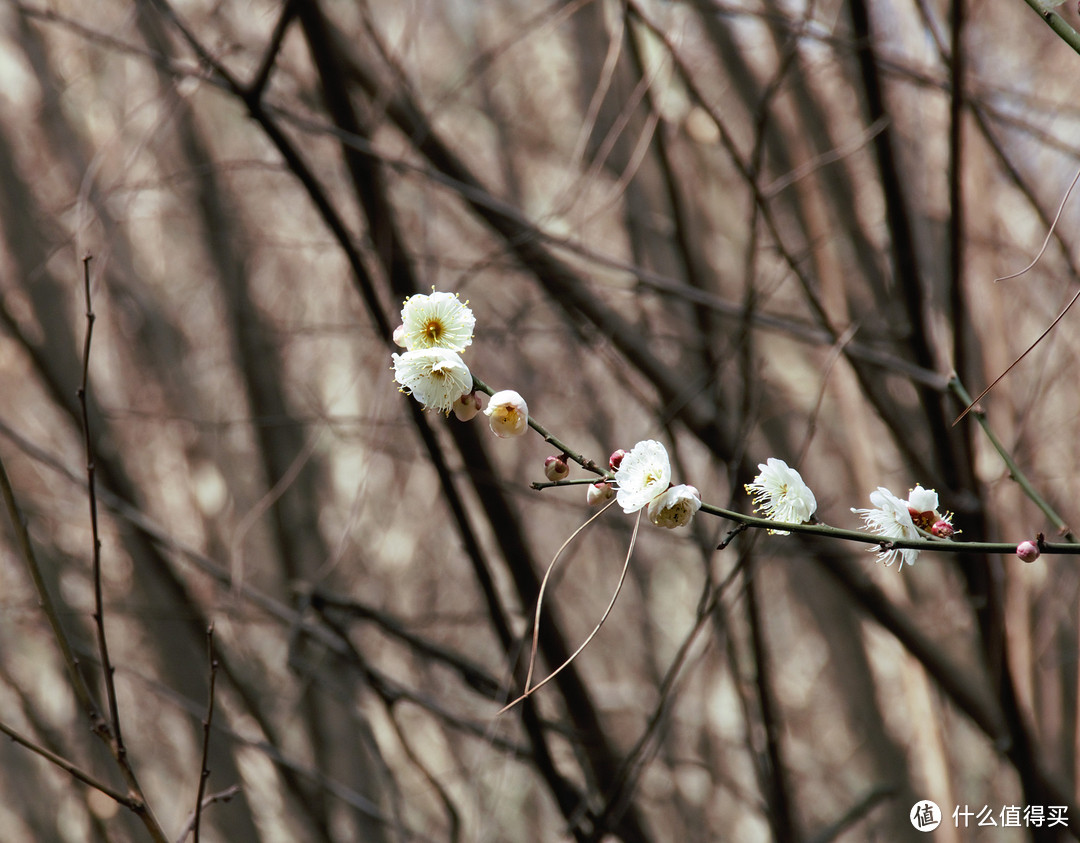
xmin=950 ymin=376 xmax=1075 ymax=541
xmin=1022 ymin=0 xmax=1080 ymax=56
xmin=492 ymin=374 xmax=1080 ymax=557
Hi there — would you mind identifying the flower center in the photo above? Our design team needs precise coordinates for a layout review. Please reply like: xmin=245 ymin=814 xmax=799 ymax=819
xmin=423 ymin=319 xmax=444 ymax=341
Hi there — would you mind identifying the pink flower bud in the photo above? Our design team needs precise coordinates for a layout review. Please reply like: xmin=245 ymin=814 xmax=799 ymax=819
xmin=587 ymin=481 xmax=614 ymax=506
xmin=392 ymin=324 xmax=408 ymax=347
xmin=1016 ymin=541 xmax=1041 ymax=563
xmin=452 ymin=391 xmax=482 ymax=422
xmin=609 ymin=449 xmax=627 ymax=471
xmin=544 ymin=456 xmax=569 ymax=481
xmin=930 ymin=519 xmax=954 ymax=538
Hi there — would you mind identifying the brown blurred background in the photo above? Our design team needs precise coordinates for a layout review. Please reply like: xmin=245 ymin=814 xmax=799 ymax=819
xmin=0 ymin=0 xmax=1079 ymax=840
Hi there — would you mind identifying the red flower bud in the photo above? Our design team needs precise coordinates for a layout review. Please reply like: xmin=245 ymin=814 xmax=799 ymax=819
xmin=609 ymin=449 xmax=627 ymax=471
xmin=544 ymin=456 xmax=569 ymax=481
xmin=930 ymin=519 xmax=954 ymax=538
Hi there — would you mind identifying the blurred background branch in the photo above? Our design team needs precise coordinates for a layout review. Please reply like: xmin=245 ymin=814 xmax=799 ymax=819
xmin=1 ymin=0 xmax=1080 ymax=840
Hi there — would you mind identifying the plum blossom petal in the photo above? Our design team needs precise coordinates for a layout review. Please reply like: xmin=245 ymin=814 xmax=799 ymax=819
xmin=614 ymin=440 xmax=671 ymax=513
xmin=906 ymin=485 xmax=939 ymax=515
xmin=647 ymin=484 xmax=701 ymax=529
xmin=852 ymin=487 xmax=921 ymax=570
xmin=392 ymin=348 xmax=472 ymax=413
xmin=485 ymin=390 xmax=529 ymax=438
xmin=744 ymin=458 xmax=817 ymax=535
xmin=400 ymin=290 xmax=475 ymax=353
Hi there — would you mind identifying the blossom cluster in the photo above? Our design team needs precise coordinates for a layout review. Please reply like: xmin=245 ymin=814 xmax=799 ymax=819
xmin=852 ymin=485 xmax=954 ymax=570
xmin=741 ymin=459 xmax=956 ymax=570
xmin=391 ymin=290 xmax=528 ymax=437
xmin=389 ymin=292 xmax=974 ymax=564
xmin=611 ymin=440 xmax=701 ymax=529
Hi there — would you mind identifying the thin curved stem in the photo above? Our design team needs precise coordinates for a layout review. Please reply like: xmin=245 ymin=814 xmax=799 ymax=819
xmin=499 ymin=509 xmax=641 ymax=714
xmin=522 ymin=499 xmax=618 ymax=692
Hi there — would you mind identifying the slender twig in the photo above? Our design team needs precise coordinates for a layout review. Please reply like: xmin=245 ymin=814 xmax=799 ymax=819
xmin=0 ymin=718 xmax=143 ymax=811
xmin=73 ymin=258 xmax=168 ymax=843
xmin=471 ymin=375 xmax=610 ymax=478
xmin=193 ymin=623 xmax=219 ymax=843
xmin=530 ymin=477 xmax=604 ymax=490
xmin=994 ymin=165 xmax=1080 ymax=282
xmin=77 ymin=255 xmax=124 ymax=756
xmin=949 ymin=377 xmax=1076 ymax=540
xmin=0 ymin=450 xmax=169 ymax=843
xmin=174 ymin=785 xmax=242 ymax=843
xmin=0 ymin=452 xmax=105 ymax=731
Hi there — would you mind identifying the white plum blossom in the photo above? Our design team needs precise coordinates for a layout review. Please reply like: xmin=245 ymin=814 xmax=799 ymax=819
xmin=903 ymin=485 xmax=955 ymax=537
xmin=400 ymin=290 xmax=475 ymax=353
xmin=744 ymin=458 xmax=817 ymax=535
xmin=906 ymin=486 xmax=939 ymax=521
xmin=851 ymin=484 xmax=953 ymax=571
xmin=852 ymin=487 xmax=919 ymax=569
xmin=647 ymin=484 xmax=701 ymax=529
xmin=485 ymin=390 xmax=529 ymax=438
xmin=392 ymin=348 xmax=472 ymax=413
xmin=614 ymin=440 xmax=671 ymax=514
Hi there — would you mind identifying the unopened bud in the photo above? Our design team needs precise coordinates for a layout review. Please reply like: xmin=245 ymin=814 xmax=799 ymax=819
xmin=484 ymin=390 xmax=529 ymax=438
xmin=392 ymin=324 xmax=408 ymax=347
xmin=587 ymin=481 xmax=614 ymax=506
xmin=544 ymin=456 xmax=569 ymax=481
xmin=1016 ymin=541 xmax=1041 ymax=563
xmin=609 ymin=449 xmax=627 ymax=471
xmin=930 ymin=519 xmax=954 ymax=538
xmin=452 ymin=391 xmax=482 ymax=422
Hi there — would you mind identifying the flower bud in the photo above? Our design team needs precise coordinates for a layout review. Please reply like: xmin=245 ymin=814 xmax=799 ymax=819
xmin=452 ymin=391 xmax=482 ymax=422
xmin=392 ymin=324 xmax=408 ymax=347
xmin=1016 ymin=540 xmax=1041 ymax=563
xmin=544 ymin=456 xmax=569 ymax=481
xmin=484 ymin=389 xmax=529 ymax=438
xmin=930 ymin=519 xmax=955 ymax=538
xmin=609 ymin=449 xmax=627 ymax=471
xmin=587 ymin=481 xmax=614 ymax=506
